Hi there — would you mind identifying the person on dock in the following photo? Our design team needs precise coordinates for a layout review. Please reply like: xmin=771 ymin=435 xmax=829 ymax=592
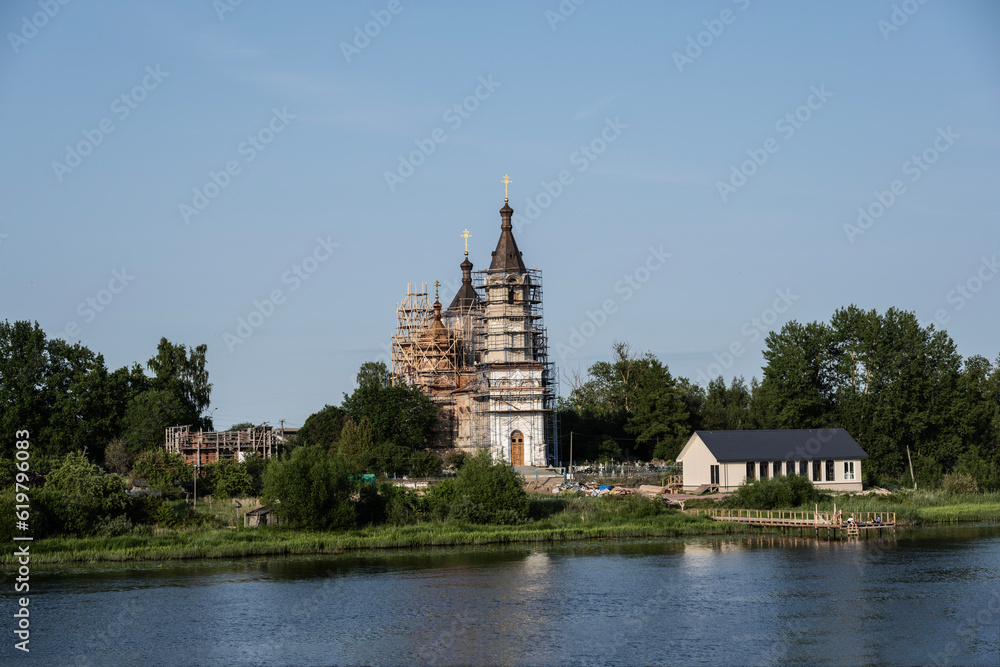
xmin=848 ymin=513 xmax=855 ymax=526
xmin=837 ymin=509 xmax=843 ymax=525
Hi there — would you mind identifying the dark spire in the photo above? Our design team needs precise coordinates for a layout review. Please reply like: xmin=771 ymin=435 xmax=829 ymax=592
xmin=447 ymin=252 xmax=480 ymax=314
xmin=488 ymin=200 xmax=526 ymax=272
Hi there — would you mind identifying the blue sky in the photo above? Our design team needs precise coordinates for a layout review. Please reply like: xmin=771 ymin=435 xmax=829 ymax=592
xmin=2 ymin=1 xmax=998 ymax=429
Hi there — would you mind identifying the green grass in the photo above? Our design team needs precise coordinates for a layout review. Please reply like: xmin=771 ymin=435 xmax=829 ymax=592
xmin=18 ymin=491 xmax=999 ymax=565
xmin=793 ymin=490 xmax=1000 ymax=526
xmin=9 ymin=497 xmax=750 ymax=564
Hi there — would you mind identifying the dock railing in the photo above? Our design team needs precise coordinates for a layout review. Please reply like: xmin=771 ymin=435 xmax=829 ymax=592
xmin=684 ymin=508 xmax=895 ymax=527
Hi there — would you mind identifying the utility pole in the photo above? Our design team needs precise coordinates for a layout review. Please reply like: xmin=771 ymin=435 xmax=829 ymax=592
xmin=569 ymin=431 xmax=574 ymax=479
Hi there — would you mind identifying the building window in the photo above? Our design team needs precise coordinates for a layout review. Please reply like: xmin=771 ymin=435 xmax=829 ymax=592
xmin=786 ymin=461 xmax=796 ymax=476
xmin=710 ymin=465 xmax=719 ymax=485
xmin=812 ymin=461 xmax=821 ymax=482
xmin=746 ymin=462 xmax=755 ymax=480
xmin=826 ymin=460 xmax=835 ymax=482
xmin=800 ymin=460 xmax=808 ymax=476
xmin=844 ymin=461 xmax=855 ymax=480
xmin=773 ymin=461 xmax=782 ymax=478
xmin=759 ymin=461 xmax=768 ymax=480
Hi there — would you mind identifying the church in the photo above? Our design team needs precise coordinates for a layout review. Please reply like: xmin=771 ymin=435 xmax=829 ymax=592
xmin=391 ymin=182 xmax=558 ymax=467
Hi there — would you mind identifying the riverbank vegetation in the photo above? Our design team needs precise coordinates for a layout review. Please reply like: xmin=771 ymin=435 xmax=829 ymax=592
xmin=687 ymin=476 xmax=1000 ymax=526
xmin=5 ymin=496 xmax=743 ymax=564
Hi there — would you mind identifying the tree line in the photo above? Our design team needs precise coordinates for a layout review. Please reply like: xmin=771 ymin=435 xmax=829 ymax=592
xmin=560 ymin=306 xmax=1000 ymax=490
xmin=0 ymin=320 xmax=212 ymax=467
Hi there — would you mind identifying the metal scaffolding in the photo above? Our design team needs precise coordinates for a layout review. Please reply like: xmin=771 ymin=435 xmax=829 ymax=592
xmin=471 ymin=267 xmax=558 ymax=465
xmin=391 ymin=282 xmax=478 ymax=450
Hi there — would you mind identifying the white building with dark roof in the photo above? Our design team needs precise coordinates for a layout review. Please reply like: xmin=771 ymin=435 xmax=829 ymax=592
xmin=676 ymin=429 xmax=868 ymax=492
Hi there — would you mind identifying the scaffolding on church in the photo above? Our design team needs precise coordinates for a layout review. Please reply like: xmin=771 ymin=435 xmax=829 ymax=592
xmin=470 ymin=268 xmax=559 ymax=465
xmin=391 ymin=282 xmax=478 ymax=449
xmin=391 ymin=282 xmax=470 ymax=389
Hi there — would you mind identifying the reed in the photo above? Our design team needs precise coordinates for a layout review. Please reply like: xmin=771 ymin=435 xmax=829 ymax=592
xmin=9 ymin=504 xmax=747 ymax=564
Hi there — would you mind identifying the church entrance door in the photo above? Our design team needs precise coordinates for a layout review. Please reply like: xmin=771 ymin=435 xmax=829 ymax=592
xmin=511 ymin=430 xmax=524 ymax=466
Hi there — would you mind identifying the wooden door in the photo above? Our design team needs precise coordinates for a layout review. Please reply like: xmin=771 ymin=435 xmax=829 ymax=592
xmin=511 ymin=430 xmax=524 ymax=466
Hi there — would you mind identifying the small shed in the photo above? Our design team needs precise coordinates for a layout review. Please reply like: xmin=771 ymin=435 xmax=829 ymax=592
xmin=676 ymin=429 xmax=868 ymax=492
xmin=244 ymin=506 xmax=281 ymax=527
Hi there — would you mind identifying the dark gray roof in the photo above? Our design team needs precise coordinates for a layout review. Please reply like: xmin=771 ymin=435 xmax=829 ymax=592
xmin=694 ymin=429 xmax=868 ymax=462
xmin=488 ymin=200 xmax=526 ymax=273
xmin=446 ymin=255 xmax=480 ymax=314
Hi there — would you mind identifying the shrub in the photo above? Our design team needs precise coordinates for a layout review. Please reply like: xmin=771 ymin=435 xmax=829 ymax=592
xmin=262 ymin=445 xmax=356 ymax=530
xmin=104 ymin=438 xmax=135 ymax=475
xmin=407 ymin=451 xmax=442 ymax=477
xmin=355 ymin=484 xmax=389 ymax=526
xmin=728 ymin=475 xmax=820 ymax=510
xmin=451 ymin=450 xmax=528 ymax=524
xmin=601 ymin=494 xmax=664 ymax=519
xmin=42 ymin=452 xmax=129 ymax=536
xmin=943 ymin=473 xmax=979 ymax=495
xmin=426 ymin=478 xmax=457 ymax=521
xmin=202 ymin=458 xmax=254 ymax=499
xmin=132 ymin=449 xmax=191 ymax=497
xmin=443 ymin=450 xmax=467 ymax=470
xmin=95 ymin=515 xmax=134 ymax=537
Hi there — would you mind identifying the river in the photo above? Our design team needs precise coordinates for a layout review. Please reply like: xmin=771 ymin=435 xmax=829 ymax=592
xmin=12 ymin=525 xmax=1000 ymax=666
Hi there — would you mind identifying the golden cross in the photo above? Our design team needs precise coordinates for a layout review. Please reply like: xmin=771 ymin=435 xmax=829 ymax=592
xmin=501 ymin=174 xmax=512 ymax=201
xmin=460 ymin=229 xmax=471 ymax=255
xmin=433 ymin=280 xmax=440 ymax=300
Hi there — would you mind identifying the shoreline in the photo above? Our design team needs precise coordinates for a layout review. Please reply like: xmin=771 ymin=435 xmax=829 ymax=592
xmin=10 ymin=497 xmax=1000 ymax=565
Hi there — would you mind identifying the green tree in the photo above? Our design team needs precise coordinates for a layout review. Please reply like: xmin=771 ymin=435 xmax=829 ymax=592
xmin=203 ymin=457 xmax=254 ymax=499
xmin=262 ymin=445 xmax=356 ymax=529
xmin=121 ymin=389 xmax=189 ymax=452
xmin=0 ymin=321 xmax=146 ymax=461
xmin=41 ymin=451 xmax=128 ymax=535
xmin=702 ymin=377 xmax=753 ymax=430
xmin=757 ymin=320 xmax=834 ymax=429
xmin=341 ymin=362 xmax=437 ymax=449
xmin=228 ymin=422 xmax=255 ymax=431
xmin=131 ymin=449 xmax=191 ymax=495
xmin=104 ymin=438 xmax=135 ymax=475
xmin=146 ymin=338 xmax=212 ymax=429
xmin=624 ymin=355 xmax=691 ymax=460
xmin=298 ymin=405 xmax=346 ymax=449
xmin=338 ymin=417 xmax=377 ymax=458
xmin=451 ymin=450 xmax=528 ymax=524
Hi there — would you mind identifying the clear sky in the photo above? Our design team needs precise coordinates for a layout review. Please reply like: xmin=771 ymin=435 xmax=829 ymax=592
xmin=2 ymin=1 xmax=998 ymax=430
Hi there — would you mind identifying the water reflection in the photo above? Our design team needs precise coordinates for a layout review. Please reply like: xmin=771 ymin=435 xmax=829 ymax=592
xmin=22 ymin=525 xmax=1000 ymax=666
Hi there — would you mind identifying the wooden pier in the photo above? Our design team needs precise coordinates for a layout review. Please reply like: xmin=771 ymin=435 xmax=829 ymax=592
xmin=684 ymin=508 xmax=895 ymax=539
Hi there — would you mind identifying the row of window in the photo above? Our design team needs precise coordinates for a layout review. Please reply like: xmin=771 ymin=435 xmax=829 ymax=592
xmin=726 ymin=460 xmax=856 ymax=483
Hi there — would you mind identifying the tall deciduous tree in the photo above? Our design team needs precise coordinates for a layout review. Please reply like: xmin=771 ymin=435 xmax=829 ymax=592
xmin=146 ymin=338 xmax=212 ymax=429
xmin=341 ymin=362 xmax=437 ymax=449
xmin=0 ymin=321 xmax=147 ymax=461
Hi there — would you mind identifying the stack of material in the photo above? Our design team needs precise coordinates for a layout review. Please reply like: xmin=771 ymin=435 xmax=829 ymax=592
xmin=637 ymin=485 xmax=666 ymax=498
xmin=548 ymin=482 xmax=641 ymax=496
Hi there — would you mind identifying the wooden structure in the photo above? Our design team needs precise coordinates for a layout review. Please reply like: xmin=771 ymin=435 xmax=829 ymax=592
xmin=244 ymin=506 xmax=280 ymax=527
xmin=665 ymin=474 xmax=683 ymax=492
xmin=165 ymin=424 xmax=276 ymax=467
xmin=391 ymin=282 xmax=478 ymax=451
xmin=684 ymin=508 xmax=895 ymax=539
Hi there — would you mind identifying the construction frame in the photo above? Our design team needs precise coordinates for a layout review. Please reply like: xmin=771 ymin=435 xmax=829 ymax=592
xmin=165 ymin=424 xmax=277 ymax=467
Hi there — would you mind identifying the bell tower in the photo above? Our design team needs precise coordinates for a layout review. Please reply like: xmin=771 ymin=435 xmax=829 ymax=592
xmin=472 ymin=181 xmax=557 ymax=467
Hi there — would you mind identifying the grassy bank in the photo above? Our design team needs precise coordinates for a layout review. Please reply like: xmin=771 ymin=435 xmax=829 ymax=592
xmin=801 ymin=490 xmax=1000 ymax=526
xmin=9 ymin=497 xmax=747 ymax=565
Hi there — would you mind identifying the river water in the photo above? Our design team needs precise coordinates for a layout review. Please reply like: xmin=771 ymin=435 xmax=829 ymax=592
xmin=12 ymin=525 xmax=1000 ymax=666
